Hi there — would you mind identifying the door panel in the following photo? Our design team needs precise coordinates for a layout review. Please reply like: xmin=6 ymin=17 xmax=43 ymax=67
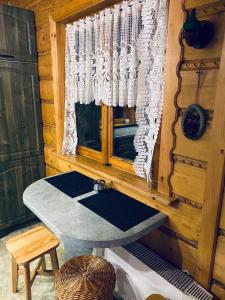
xmin=0 ymin=61 xmax=43 ymax=162
xmin=0 ymin=156 xmax=45 ymax=229
xmin=0 ymin=5 xmax=37 ymax=62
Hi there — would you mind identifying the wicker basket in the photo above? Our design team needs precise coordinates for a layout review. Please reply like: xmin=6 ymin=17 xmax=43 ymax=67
xmin=55 ymin=255 xmax=116 ymax=300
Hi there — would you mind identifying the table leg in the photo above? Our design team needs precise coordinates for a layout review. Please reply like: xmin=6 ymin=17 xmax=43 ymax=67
xmin=62 ymin=239 xmax=92 ymax=260
xmin=92 ymin=248 xmax=105 ymax=257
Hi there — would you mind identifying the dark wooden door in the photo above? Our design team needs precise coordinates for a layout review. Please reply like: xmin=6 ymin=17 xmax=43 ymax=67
xmin=0 ymin=156 xmax=45 ymax=231
xmin=0 ymin=5 xmax=37 ymax=62
xmin=0 ymin=61 xmax=43 ymax=162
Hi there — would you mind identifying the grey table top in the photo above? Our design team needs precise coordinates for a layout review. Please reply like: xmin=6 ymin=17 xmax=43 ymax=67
xmin=23 ymin=173 xmax=168 ymax=248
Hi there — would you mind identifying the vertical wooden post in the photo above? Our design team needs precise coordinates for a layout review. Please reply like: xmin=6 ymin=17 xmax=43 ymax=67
xmin=157 ymin=0 xmax=185 ymax=196
xmin=195 ymin=29 xmax=225 ymax=288
xmin=49 ymin=15 xmax=66 ymax=155
xmin=101 ymin=104 xmax=109 ymax=164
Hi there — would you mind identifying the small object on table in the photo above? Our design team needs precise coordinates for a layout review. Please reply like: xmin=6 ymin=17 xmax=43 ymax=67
xmin=55 ymin=255 xmax=116 ymax=300
xmin=93 ymin=179 xmax=111 ymax=192
xmin=6 ymin=226 xmax=60 ymax=300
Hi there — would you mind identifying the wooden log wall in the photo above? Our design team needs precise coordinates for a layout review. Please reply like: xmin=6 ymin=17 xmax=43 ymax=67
xmin=1 ymin=0 xmax=225 ymax=297
xmin=211 ymin=188 xmax=225 ymax=299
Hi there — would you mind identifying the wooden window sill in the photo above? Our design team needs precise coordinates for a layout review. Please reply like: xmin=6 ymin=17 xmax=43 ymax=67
xmin=44 ymin=146 xmax=177 ymax=209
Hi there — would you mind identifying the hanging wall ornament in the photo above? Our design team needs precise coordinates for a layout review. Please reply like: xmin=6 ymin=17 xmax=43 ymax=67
xmin=181 ymin=104 xmax=207 ymax=140
xmin=182 ymin=9 xmax=214 ymax=49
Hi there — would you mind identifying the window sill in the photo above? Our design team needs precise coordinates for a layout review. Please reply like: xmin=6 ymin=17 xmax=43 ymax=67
xmin=44 ymin=146 xmax=177 ymax=209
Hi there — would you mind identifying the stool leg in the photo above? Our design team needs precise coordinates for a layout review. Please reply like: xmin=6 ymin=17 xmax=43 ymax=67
xmin=49 ymin=249 xmax=59 ymax=275
xmin=12 ymin=257 xmax=18 ymax=293
xmin=41 ymin=255 xmax=46 ymax=271
xmin=24 ymin=264 xmax=32 ymax=300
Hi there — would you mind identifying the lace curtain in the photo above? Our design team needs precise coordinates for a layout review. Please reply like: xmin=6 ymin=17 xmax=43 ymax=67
xmin=63 ymin=0 xmax=168 ymax=181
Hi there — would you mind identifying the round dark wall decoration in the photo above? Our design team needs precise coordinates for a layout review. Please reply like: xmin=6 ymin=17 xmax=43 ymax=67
xmin=183 ymin=9 xmax=214 ymax=49
xmin=181 ymin=104 xmax=207 ymax=140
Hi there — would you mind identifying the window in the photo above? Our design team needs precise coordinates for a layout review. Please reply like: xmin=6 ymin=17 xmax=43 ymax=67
xmin=75 ymin=103 xmax=160 ymax=183
xmin=112 ymin=107 xmax=137 ymax=161
xmin=76 ymin=104 xmax=139 ymax=167
xmin=49 ymin=0 xmax=167 ymax=186
xmin=76 ymin=103 xmax=102 ymax=151
xmin=76 ymin=104 xmax=138 ymax=167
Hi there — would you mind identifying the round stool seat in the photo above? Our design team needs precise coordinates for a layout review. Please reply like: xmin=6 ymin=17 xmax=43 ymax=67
xmin=55 ymin=255 xmax=116 ymax=300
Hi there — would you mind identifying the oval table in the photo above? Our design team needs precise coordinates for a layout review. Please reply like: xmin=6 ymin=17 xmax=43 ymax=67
xmin=23 ymin=172 xmax=168 ymax=259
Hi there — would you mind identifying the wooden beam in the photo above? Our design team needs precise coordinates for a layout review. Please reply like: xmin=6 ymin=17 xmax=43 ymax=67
xmin=158 ymin=0 xmax=185 ymax=196
xmin=141 ymin=229 xmax=197 ymax=276
xmin=194 ymin=28 xmax=225 ymax=288
xmin=185 ymin=0 xmax=223 ymax=10
xmin=213 ymin=235 xmax=225 ymax=285
xmin=49 ymin=15 xmax=65 ymax=155
xmin=211 ymin=282 xmax=225 ymax=299
xmin=50 ymin=0 xmax=123 ymax=23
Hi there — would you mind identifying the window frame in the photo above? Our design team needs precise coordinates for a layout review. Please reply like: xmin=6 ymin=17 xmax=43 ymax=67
xmin=107 ymin=107 xmax=136 ymax=173
xmin=76 ymin=104 xmax=108 ymax=164
xmin=49 ymin=0 xmax=182 ymax=197
xmin=49 ymin=1 xmax=123 ymax=159
xmin=76 ymin=102 xmax=136 ymax=173
xmin=49 ymin=5 xmax=156 ymax=176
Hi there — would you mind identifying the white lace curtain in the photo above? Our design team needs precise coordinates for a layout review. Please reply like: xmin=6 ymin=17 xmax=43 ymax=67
xmin=63 ymin=0 xmax=168 ymax=180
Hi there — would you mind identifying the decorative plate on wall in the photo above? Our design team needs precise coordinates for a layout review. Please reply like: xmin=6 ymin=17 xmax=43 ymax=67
xmin=181 ymin=104 xmax=207 ymax=140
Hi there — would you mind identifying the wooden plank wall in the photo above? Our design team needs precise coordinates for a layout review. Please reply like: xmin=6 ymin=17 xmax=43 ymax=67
xmin=1 ymin=0 xmax=225 ymax=297
xmin=211 ymin=188 xmax=225 ymax=298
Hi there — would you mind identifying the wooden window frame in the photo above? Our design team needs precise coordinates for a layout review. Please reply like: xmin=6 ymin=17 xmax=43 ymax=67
xmin=108 ymin=107 xmax=136 ymax=173
xmin=72 ymin=100 xmax=136 ymax=172
xmin=49 ymin=0 xmax=123 ymax=159
xmin=49 ymin=1 xmax=139 ymax=173
xmin=49 ymin=0 xmax=183 ymax=195
xmin=76 ymin=104 xmax=108 ymax=164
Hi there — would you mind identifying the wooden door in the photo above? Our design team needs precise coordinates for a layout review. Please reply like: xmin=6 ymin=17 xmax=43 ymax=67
xmin=0 ymin=61 xmax=43 ymax=162
xmin=0 ymin=156 xmax=45 ymax=231
xmin=0 ymin=4 xmax=37 ymax=62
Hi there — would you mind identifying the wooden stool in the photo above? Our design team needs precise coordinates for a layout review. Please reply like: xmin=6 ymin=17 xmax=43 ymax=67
xmin=55 ymin=255 xmax=116 ymax=300
xmin=6 ymin=225 xmax=60 ymax=300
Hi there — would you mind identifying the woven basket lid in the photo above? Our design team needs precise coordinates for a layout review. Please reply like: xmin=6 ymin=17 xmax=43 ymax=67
xmin=56 ymin=255 xmax=116 ymax=300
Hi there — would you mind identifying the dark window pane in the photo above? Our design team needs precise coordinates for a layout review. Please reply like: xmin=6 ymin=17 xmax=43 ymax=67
xmin=113 ymin=106 xmax=137 ymax=161
xmin=75 ymin=102 xmax=101 ymax=151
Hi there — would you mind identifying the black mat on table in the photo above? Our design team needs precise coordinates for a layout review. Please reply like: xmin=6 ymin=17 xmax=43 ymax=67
xmin=78 ymin=189 xmax=159 ymax=231
xmin=45 ymin=171 xmax=94 ymax=198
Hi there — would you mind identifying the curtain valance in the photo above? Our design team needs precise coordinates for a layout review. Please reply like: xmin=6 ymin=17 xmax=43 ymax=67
xmin=63 ymin=0 xmax=168 ymax=181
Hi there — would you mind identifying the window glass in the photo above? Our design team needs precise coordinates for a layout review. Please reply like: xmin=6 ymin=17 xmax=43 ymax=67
xmin=75 ymin=102 xmax=101 ymax=151
xmin=113 ymin=106 xmax=138 ymax=161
